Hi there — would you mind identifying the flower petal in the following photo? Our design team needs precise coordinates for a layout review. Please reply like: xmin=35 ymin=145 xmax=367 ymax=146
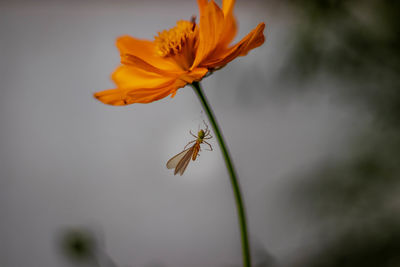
xmin=94 ymin=65 xmax=194 ymax=105
xmin=201 ymin=22 xmax=265 ymax=69
xmin=178 ymin=67 xmax=208 ymax=83
xmin=191 ymin=0 xmax=225 ymax=69
xmin=94 ymin=65 xmax=176 ymax=105
xmin=117 ymin=36 xmax=182 ymax=72
xmin=111 ymin=65 xmax=175 ymax=90
xmin=93 ymin=88 xmax=130 ymax=106
xmin=94 ymin=79 xmax=187 ymax=106
xmin=121 ymin=54 xmax=182 ymax=76
xmin=218 ymin=0 xmax=237 ymax=48
xmin=126 ymin=79 xmax=187 ymax=103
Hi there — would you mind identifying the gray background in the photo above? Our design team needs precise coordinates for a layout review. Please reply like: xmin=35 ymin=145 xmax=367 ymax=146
xmin=0 ymin=1 xmax=368 ymax=266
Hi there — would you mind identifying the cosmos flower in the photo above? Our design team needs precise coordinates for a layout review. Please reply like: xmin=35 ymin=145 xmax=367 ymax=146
xmin=94 ymin=0 xmax=265 ymax=105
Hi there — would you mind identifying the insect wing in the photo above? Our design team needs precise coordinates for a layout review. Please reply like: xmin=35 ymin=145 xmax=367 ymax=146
xmin=175 ymin=146 xmax=195 ymax=176
xmin=166 ymin=148 xmax=191 ymax=169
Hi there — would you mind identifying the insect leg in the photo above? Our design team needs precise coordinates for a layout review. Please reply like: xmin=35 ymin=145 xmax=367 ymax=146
xmin=204 ymin=136 xmax=213 ymax=139
xmin=203 ymin=120 xmax=208 ymax=130
xmin=190 ymin=130 xmax=197 ymax=138
xmin=204 ymin=121 xmax=210 ymax=135
xmin=184 ymin=140 xmax=196 ymax=150
xmin=203 ymin=141 xmax=213 ymax=151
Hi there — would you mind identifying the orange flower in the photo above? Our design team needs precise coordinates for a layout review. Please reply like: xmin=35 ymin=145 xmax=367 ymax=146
xmin=94 ymin=0 xmax=265 ymax=106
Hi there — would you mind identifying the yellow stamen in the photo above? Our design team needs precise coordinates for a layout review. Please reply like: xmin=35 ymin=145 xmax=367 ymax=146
xmin=154 ymin=20 xmax=197 ymax=70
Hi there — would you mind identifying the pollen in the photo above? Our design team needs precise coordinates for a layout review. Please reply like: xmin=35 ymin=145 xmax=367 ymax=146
xmin=155 ymin=20 xmax=196 ymax=57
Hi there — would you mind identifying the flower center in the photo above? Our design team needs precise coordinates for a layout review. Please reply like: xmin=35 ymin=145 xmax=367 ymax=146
xmin=154 ymin=20 xmax=197 ymax=70
xmin=155 ymin=20 xmax=196 ymax=57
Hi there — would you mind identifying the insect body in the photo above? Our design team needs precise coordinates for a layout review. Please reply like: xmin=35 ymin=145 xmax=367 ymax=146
xmin=166 ymin=124 xmax=213 ymax=176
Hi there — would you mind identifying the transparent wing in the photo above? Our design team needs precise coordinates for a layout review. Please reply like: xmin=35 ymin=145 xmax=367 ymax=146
xmin=166 ymin=148 xmax=191 ymax=169
xmin=175 ymin=146 xmax=194 ymax=176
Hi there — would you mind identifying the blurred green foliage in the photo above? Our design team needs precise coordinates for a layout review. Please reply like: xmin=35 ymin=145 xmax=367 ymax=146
xmin=59 ymin=228 xmax=97 ymax=263
xmin=305 ymin=217 xmax=400 ymax=267
xmin=285 ymin=0 xmax=400 ymax=125
xmin=283 ymin=0 xmax=400 ymax=266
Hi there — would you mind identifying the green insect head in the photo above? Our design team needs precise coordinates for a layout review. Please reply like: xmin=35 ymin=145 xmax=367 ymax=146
xmin=198 ymin=129 xmax=205 ymax=140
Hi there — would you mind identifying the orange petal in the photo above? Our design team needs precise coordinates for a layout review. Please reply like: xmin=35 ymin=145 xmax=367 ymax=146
xmin=116 ymin=36 xmax=181 ymax=72
xmin=125 ymin=79 xmax=188 ymax=104
xmin=218 ymin=0 xmax=237 ymax=48
xmin=124 ymin=68 xmax=208 ymax=103
xmin=94 ymin=88 xmax=131 ymax=106
xmin=201 ymin=22 xmax=265 ymax=69
xmin=94 ymin=79 xmax=187 ymax=106
xmin=178 ymin=67 xmax=208 ymax=83
xmin=111 ymin=65 xmax=176 ymax=90
xmin=191 ymin=0 xmax=225 ymax=69
xmin=94 ymin=65 xmax=192 ymax=105
xmin=93 ymin=65 xmax=176 ymax=105
xmin=121 ymin=54 xmax=182 ymax=76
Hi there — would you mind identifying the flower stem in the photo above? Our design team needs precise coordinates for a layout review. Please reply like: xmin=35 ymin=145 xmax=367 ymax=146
xmin=191 ymin=81 xmax=251 ymax=267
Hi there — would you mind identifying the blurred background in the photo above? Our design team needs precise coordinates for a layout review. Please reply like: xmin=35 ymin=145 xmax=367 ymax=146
xmin=1 ymin=0 xmax=399 ymax=266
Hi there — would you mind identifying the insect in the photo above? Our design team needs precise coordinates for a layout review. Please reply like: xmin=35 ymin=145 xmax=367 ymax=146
xmin=166 ymin=123 xmax=213 ymax=176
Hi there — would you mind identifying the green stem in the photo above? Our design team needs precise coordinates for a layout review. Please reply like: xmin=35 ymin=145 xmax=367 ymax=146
xmin=191 ymin=81 xmax=251 ymax=267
